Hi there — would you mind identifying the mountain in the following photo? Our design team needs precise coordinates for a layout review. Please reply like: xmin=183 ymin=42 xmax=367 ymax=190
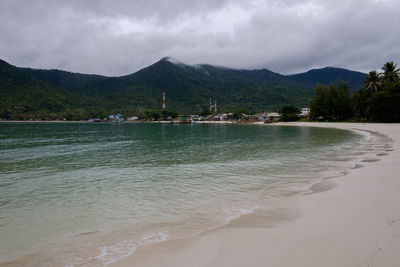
xmin=0 ymin=57 xmax=367 ymax=119
xmin=22 ymin=68 xmax=108 ymax=94
xmin=289 ymin=67 xmax=366 ymax=92
xmin=106 ymin=58 xmax=315 ymax=112
xmin=0 ymin=59 xmax=82 ymax=119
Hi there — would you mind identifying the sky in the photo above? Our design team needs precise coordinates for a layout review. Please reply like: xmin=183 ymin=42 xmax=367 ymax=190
xmin=1 ymin=0 xmax=399 ymax=76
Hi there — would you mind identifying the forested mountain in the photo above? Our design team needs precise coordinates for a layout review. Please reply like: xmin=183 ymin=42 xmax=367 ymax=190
xmin=0 ymin=59 xmax=81 ymax=118
xmin=0 ymin=57 xmax=366 ymax=119
xmin=289 ymin=67 xmax=366 ymax=92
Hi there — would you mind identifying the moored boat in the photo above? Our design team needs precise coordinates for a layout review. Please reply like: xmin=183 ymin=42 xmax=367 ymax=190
xmin=171 ymin=119 xmax=191 ymax=124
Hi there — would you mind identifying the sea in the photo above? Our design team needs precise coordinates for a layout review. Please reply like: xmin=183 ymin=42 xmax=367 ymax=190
xmin=0 ymin=122 xmax=391 ymax=266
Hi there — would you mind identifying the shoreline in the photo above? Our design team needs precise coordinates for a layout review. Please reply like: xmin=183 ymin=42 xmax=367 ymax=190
xmin=112 ymin=122 xmax=400 ymax=267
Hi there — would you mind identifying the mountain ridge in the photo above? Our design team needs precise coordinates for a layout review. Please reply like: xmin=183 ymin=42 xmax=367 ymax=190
xmin=0 ymin=57 xmax=367 ymax=119
xmin=289 ymin=66 xmax=366 ymax=90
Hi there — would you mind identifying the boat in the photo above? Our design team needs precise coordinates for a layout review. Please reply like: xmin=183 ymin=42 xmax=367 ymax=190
xmin=171 ymin=118 xmax=192 ymax=124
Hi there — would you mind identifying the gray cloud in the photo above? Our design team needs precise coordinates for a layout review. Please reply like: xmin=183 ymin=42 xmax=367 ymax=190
xmin=1 ymin=0 xmax=399 ymax=76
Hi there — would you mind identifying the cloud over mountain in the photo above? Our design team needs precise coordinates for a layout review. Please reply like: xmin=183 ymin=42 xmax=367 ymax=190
xmin=0 ymin=0 xmax=399 ymax=76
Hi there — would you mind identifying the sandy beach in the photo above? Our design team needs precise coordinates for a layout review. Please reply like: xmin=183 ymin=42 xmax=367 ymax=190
xmin=111 ymin=122 xmax=400 ymax=267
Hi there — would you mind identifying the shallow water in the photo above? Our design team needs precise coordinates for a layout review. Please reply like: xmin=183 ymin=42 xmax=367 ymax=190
xmin=0 ymin=122 xmax=384 ymax=266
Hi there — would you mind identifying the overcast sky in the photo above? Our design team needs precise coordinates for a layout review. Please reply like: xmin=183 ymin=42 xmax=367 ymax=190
xmin=1 ymin=0 xmax=399 ymax=76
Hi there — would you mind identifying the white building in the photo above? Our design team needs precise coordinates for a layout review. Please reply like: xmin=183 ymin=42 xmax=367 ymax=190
xmin=300 ymin=108 xmax=310 ymax=117
xmin=127 ymin=116 xmax=139 ymax=121
xmin=266 ymin=112 xmax=281 ymax=120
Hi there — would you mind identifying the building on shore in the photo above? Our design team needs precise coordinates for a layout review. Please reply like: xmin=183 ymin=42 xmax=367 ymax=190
xmin=299 ymin=108 xmax=311 ymax=118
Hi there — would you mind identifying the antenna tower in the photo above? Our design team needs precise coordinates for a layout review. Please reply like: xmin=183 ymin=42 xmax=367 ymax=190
xmin=162 ymin=91 xmax=166 ymax=111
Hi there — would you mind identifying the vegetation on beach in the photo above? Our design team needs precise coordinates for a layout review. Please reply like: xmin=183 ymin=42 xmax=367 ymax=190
xmin=309 ymin=61 xmax=400 ymax=123
xmin=309 ymin=82 xmax=353 ymax=121
xmin=279 ymin=105 xmax=300 ymax=122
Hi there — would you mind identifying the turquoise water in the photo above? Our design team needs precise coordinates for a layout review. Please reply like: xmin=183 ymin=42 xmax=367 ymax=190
xmin=0 ymin=122 xmax=370 ymax=266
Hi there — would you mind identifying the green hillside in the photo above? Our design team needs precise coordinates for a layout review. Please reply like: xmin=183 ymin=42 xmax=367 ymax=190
xmin=108 ymin=58 xmax=315 ymax=113
xmin=0 ymin=59 xmax=82 ymax=119
xmin=0 ymin=57 xmax=367 ymax=119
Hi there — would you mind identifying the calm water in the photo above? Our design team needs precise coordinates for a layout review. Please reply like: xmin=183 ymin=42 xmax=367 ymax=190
xmin=0 ymin=122 xmax=373 ymax=266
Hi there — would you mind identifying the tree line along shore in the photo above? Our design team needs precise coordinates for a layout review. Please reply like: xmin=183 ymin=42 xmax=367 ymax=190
xmin=309 ymin=61 xmax=400 ymax=123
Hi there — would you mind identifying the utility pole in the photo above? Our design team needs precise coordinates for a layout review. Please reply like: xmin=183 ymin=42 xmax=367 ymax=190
xmin=162 ymin=91 xmax=166 ymax=111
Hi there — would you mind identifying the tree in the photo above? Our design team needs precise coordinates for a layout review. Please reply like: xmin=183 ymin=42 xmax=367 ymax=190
xmin=161 ymin=109 xmax=178 ymax=119
xmin=334 ymin=81 xmax=353 ymax=120
xmin=368 ymin=61 xmax=400 ymax=122
xmin=355 ymin=61 xmax=400 ymax=122
xmin=279 ymin=105 xmax=300 ymax=115
xmin=364 ymin=70 xmax=382 ymax=93
xmin=382 ymin=61 xmax=400 ymax=84
xmin=200 ymin=109 xmax=211 ymax=117
xmin=309 ymin=82 xmax=353 ymax=121
xmin=232 ymin=108 xmax=249 ymax=120
xmin=144 ymin=110 xmax=160 ymax=120
xmin=279 ymin=105 xmax=300 ymax=121
xmin=309 ymin=84 xmax=329 ymax=120
xmin=368 ymin=85 xmax=400 ymax=122
xmin=352 ymin=88 xmax=370 ymax=121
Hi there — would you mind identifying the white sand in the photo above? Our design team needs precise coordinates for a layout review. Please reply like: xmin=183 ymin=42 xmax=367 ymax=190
xmin=112 ymin=123 xmax=400 ymax=267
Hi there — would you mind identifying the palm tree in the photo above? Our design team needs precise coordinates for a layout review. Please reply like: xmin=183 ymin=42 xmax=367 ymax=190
xmin=364 ymin=70 xmax=382 ymax=92
xmin=382 ymin=61 xmax=400 ymax=84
